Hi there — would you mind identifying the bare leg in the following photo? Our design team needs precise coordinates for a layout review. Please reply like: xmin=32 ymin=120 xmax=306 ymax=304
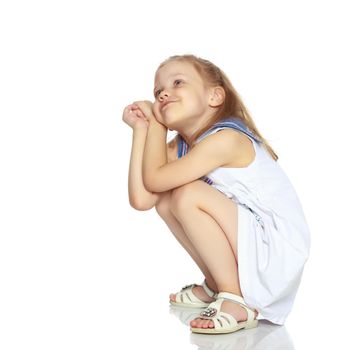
xmin=170 ymin=180 xmax=258 ymax=329
xmin=155 ymin=191 xmax=218 ymax=301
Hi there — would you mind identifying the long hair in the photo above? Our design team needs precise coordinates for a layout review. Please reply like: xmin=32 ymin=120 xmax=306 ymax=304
xmin=156 ymin=54 xmax=278 ymax=161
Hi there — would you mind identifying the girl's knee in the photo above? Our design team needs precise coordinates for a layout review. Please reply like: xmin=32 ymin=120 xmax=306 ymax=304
xmin=170 ymin=182 xmax=199 ymax=213
xmin=155 ymin=190 xmax=173 ymax=216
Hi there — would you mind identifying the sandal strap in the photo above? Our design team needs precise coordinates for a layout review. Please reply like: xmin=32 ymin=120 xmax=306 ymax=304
xmin=198 ymin=299 xmax=240 ymax=329
xmin=197 ymin=294 xmax=257 ymax=330
xmin=217 ymin=292 xmax=245 ymax=304
xmin=176 ymin=284 xmax=204 ymax=304
xmin=216 ymin=292 xmax=256 ymax=323
xmin=201 ymin=279 xmax=217 ymax=298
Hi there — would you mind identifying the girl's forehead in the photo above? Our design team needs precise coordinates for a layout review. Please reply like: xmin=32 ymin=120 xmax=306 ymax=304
xmin=154 ymin=61 xmax=197 ymax=82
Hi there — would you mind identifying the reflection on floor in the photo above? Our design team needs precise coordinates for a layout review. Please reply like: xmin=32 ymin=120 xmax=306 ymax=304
xmin=169 ymin=305 xmax=295 ymax=350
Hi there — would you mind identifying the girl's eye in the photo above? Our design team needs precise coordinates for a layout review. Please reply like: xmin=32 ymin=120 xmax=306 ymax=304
xmin=155 ymin=80 xmax=183 ymax=97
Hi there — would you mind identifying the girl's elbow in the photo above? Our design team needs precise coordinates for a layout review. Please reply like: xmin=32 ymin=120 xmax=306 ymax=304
xmin=129 ymin=198 xmax=153 ymax=211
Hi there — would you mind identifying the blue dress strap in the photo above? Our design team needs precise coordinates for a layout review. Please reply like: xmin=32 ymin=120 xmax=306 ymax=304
xmin=195 ymin=116 xmax=262 ymax=145
xmin=177 ymin=134 xmax=188 ymax=159
xmin=177 ymin=116 xmax=261 ymax=159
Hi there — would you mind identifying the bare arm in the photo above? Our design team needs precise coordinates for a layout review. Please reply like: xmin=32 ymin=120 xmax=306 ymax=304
xmin=128 ymin=128 xmax=177 ymax=210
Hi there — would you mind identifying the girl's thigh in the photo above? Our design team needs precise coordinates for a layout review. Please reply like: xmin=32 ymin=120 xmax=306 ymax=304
xmin=170 ymin=180 xmax=239 ymax=258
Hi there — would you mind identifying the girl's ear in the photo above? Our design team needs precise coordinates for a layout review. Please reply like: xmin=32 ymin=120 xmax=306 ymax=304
xmin=209 ymin=86 xmax=225 ymax=107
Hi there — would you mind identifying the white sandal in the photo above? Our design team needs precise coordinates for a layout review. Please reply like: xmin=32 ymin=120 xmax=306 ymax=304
xmin=190 ymin=292 xmax=259 ymax=334
xmin=169 ymin=279 xmax=218 ymax=308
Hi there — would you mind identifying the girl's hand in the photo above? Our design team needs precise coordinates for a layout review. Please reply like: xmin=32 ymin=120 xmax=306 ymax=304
xmin=133 ymin=100 xmax=168 ymax=129
xmin=122 ymin=103 xmax=149 ymax=130
xmin=132 ymin=100 xmax=157 ymax=122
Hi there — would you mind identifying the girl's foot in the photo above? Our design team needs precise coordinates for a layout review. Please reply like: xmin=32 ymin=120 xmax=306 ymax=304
xmin=190 ymin=299 xmax=259 ymax=329
xmin=169 ymin=285 xmax=216 ymax=303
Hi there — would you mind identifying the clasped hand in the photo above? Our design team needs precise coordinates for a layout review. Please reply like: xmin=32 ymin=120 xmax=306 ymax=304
xmin=132 ymin=100 xmax=166 ymax=128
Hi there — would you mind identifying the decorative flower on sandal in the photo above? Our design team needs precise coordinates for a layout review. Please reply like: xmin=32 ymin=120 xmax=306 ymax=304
xmin=200 ymin=307 xmax=217 ymax=318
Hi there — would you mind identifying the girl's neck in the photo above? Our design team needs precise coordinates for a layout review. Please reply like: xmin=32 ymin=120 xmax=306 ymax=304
xmin=176 ymin=114 xmax=214 ymax=146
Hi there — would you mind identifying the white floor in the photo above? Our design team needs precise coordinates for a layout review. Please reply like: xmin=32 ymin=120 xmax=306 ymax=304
xmin=1 ymin=206 xmax=349 ymax=350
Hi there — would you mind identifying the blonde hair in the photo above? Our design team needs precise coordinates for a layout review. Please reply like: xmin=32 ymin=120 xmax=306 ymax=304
xmin=156 ymin=54 xmax=278 ymax=161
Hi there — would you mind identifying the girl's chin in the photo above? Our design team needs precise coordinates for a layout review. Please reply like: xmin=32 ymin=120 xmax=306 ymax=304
xmin=162 ymin=110 xmax=186 ymax=131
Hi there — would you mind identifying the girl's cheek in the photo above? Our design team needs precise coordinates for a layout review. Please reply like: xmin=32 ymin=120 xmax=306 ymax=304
xmin=153 ymin=105 xmax=162 ymax=120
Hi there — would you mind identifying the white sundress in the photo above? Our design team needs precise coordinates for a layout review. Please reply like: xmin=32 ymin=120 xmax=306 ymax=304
xmin=176 ymin=117 xmax=311 ymax=325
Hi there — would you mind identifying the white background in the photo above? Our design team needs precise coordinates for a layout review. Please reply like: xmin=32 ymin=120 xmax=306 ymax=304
xmin=1 ymin=0 xmax=349 ymax=349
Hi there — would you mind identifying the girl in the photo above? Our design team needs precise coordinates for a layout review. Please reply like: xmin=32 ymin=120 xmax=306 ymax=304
xmin=123 ymin=54 xmax=310 ymax=334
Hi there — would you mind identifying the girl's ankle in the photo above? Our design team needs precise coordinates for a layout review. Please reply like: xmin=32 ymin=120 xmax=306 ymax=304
xmin=205 ymin=279 xmax=218 ymax=293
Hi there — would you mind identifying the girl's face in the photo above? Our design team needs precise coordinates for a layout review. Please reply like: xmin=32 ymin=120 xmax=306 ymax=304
xmin=153 ymin=61 xmax=212 ymax=130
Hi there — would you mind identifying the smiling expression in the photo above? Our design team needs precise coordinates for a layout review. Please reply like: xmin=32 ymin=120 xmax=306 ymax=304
xmin=153 ymin=61 xmax=212 ymax=129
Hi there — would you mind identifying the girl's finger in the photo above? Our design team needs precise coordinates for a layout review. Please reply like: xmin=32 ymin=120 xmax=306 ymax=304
xmin=135 ymin=110 xmax=145 ymax=118
xmin=124 ymin=105 xmax=133 ymax=112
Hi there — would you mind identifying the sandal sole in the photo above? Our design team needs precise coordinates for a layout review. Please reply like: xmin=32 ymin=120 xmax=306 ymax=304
xmin=191 ymin=319 xmax=258 ymax=334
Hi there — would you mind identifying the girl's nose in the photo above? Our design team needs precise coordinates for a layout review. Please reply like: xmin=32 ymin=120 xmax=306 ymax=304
xmin=159 ymin=91 xmax=169 ymax=101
